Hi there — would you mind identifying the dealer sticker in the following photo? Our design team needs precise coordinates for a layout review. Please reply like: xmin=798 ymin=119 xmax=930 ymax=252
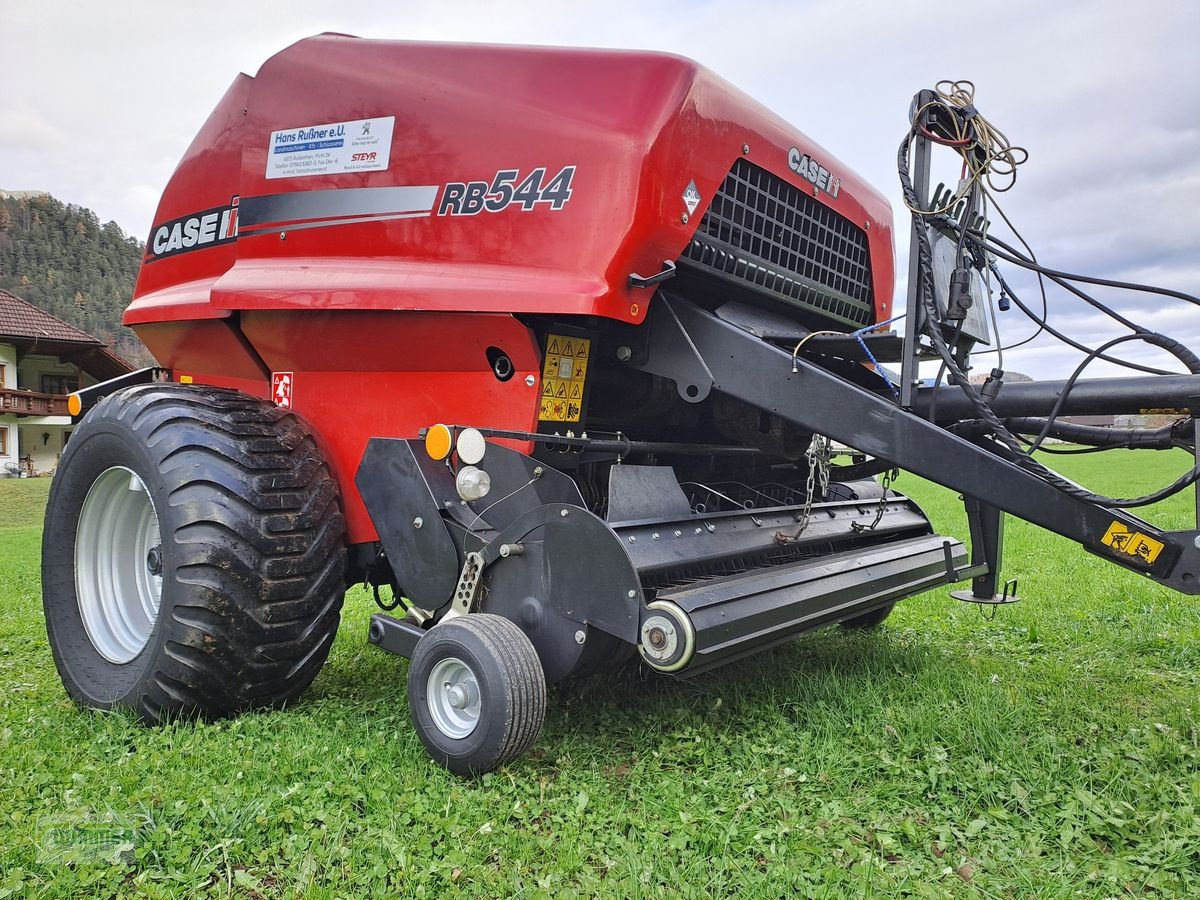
xmin=266 ymin=116 xmax=395 ymax=180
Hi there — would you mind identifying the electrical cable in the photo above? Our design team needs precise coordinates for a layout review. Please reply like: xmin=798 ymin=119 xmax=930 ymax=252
xmin=979 ymin=194 xmax=1004 ymax=370
xmin=984 ymin=264 xmax=1175 ymax=375
xmin=910 ymin=87 xmax=1196 ymax=377
xmin=902 ymin=81 xmax=1029 ymax=216
xmin=465 ymin=473 xmax=540 ymax=539
xmin=1021 ymin=440 xmax=1112 ymax=456
xmin=924 ymin=319 xmax=966 ymax=424
xmin=933 ymin=211 xmax=1175 ymax=374
xmin=967 ymin=188 xmax=1047 ymax=356
xmin=956 ymin=194 xmax=1199 ymax=371
xmin=974 ymin=230 xmax=1200 ymax=308
xmin=979 ymin=229 xmax=1198 ymax=329
xmin=1026 ymin=332 xmax=1200 ymax=453
xmin=897 ymin=88 xmax=1200 ymax=508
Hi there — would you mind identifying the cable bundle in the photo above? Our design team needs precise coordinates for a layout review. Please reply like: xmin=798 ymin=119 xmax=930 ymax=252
xmin=898 ymin=83 xmax=1200 ymax=507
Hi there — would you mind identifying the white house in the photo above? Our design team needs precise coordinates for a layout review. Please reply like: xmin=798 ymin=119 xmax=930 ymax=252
xmin=0 ymin=289 xmax=132 ymax=476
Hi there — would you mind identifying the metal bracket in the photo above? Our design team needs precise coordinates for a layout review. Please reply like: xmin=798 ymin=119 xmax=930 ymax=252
xmin=900 ymin=110 xmax=933 ymax=409
xmin=641 ymin=295 xmax=1200 ymax=593
xmin=952 ymin=577 xmax=1020 ymax=606
xmin=626 ymin=294 xmax=715 ymax=403
xmin=443 ymin=551 xmax=485 ymax=620
xmin=70 ymin=366 xmax=166 ymax=419
xmin=367 ymin=613 xmax=426 ymax=659
xmin=628 ymin=260 xmax=676 ymax=290
xmin=939 ymin=539 xmax=985 ymax=583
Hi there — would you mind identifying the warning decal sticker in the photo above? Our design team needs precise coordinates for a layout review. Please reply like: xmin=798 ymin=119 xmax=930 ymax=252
xmin=271 ymin=372 xmax=293 ymax=409
xmin=1100 ymin=521 xmax=1165 ymax=566
xmin=538 ymin=334 xmax=590 ymax=423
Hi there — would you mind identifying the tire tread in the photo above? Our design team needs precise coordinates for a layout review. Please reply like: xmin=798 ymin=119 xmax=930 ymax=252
xmin=48 ymin=383 xmax=347 ymax=722
xmin=409 ymin=613 xmax=547 ymax=774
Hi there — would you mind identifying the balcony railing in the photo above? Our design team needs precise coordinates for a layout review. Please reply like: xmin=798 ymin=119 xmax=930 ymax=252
xmin=0 ymin=389 xmax=70 ymax=417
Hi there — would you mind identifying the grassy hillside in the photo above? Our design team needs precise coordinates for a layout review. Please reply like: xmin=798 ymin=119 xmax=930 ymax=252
xmin=3 ymin=453 xmax=1199 ymax=896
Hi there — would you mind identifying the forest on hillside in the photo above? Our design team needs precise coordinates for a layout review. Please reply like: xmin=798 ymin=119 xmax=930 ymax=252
xmin=0 ymin=194 xmax=152 ymax=366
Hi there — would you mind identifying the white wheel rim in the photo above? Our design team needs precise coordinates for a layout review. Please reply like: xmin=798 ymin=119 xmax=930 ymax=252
xmin=74 ymin=466 xmax=163 ymax=664
xmin=426 ymin=656 xmax=481 ymax=739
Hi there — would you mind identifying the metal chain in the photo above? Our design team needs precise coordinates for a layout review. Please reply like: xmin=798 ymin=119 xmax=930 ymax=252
xmin=777 ymin=435 xmax=830 ymax=543
xmin=816 ymin=437 xmax=831 ymax=498
xmin=852 ymin=466 xmax=900 ymax=533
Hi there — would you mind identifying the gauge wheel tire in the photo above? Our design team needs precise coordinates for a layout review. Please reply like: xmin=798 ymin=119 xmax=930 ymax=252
xmin=840 ymin=602 xmax=896 ymax=630
xmin=42 ymin=383 xmax=346 ymax=722
xmin=408 ymin=614 xmax=547 ymax=775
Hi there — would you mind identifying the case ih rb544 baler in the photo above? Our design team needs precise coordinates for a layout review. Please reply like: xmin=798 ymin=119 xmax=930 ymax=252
xmin=43 ymin=35 xmax=1200 ymax=774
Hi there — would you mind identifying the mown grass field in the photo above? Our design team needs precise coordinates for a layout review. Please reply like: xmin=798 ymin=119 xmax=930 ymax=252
xmin=2 ymin=453 xmax=1199 ymax=898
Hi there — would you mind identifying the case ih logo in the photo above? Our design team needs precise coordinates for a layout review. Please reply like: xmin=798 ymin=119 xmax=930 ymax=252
xmin=787 ymin=148 xmax=841 ymax=199
xmin=147 ymin=197 xmax=239 ymax=260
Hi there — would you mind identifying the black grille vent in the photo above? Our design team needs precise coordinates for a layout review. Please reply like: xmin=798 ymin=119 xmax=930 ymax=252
xmin=681 ymin=159 xmax=874 ymax=328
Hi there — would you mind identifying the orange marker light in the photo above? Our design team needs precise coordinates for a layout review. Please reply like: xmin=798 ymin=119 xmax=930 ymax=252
xmin=67 ymin=394 xmax=82 ymax=416
xmin=425 ymin=423 xmax=454 ymax=460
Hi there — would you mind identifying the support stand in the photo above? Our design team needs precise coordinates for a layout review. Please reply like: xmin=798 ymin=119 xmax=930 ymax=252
xmin=950 ymin=496 xmax=1019 ymax=605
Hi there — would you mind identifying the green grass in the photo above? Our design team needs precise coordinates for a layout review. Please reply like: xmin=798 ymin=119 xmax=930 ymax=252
xmin=3 ymin=453 xmax=1200 ymax=897
xmin=0 ymin=478 xmax=50 ymax=531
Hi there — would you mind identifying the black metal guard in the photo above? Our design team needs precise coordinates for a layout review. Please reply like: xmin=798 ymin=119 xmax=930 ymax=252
xmin=628 ymin=294 xmax=1200 ymax=595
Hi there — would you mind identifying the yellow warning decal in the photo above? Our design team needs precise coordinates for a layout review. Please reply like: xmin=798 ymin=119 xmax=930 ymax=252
xmin=1101 ymin=521 xmax=1165 ymax=566
xmin=538 ymin=334 xmax=591 ymax=423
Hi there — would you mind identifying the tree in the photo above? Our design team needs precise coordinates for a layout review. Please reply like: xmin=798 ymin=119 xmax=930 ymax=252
xmin=0 ymin=194 xmax=152 ymax=367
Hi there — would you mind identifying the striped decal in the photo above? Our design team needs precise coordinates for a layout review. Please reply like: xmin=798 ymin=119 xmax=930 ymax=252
xmin=145 ymin=186 xmax=440 ymax=261
xmin=237 ymin=185 xmax=438 ymax=232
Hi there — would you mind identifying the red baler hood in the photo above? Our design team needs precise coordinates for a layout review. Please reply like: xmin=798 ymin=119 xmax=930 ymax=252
xmin=126 ymin=34 xmax=894 ymax=328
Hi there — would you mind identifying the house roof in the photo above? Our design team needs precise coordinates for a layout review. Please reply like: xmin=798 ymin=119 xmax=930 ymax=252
xmin=0 ymin=288 xmax=133 ymax=381
xmin=0 ymin=289 xmax=103 ymax=345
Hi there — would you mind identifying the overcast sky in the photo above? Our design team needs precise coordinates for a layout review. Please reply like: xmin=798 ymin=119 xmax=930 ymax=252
xmin=3 ymin=0 xmax=1198 ymax=380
